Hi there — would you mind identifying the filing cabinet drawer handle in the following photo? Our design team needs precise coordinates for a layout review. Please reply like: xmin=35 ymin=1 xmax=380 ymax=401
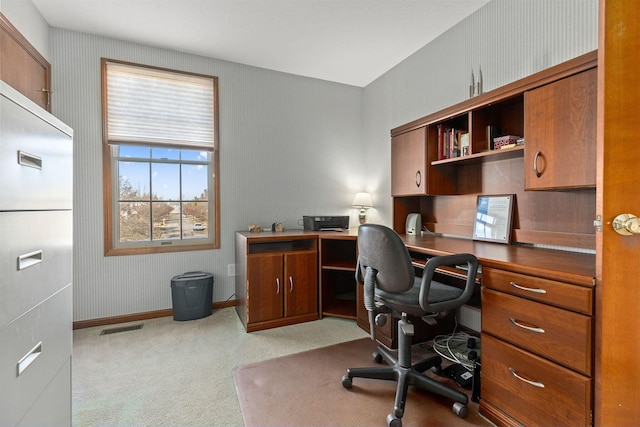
xmin=17 ymin=250 xmax=43 ymax=271
xmin=17 ymin=342 xmax=42 ymax=377
xmin=510 ymin=281 xmax=547 ymax=294
xmin=509 ymin=317 xmax=545 ymax=333
xmin=509 ymin=367 xmax=545 ymax=388
xmin=18 ymin=150 xmax=43 ymax=170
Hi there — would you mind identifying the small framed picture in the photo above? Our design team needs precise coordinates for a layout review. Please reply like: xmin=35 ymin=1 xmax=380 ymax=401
xmin=472 ymin=194 xmax=515 ymax=244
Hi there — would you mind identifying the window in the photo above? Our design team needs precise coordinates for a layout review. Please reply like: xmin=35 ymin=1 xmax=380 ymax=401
xmin=102 ymin=59 xmax=219 ymax=255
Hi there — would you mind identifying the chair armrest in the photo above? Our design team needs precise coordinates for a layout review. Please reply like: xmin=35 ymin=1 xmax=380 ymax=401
xmin=418 ymin=253 xmax=479 ymax=313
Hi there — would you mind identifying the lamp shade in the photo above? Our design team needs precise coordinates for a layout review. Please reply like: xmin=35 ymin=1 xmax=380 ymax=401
xmin=352 ymin=192 xmax=373 ymax=208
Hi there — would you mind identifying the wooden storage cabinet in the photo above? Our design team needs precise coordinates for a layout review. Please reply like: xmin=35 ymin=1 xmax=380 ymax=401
xmin=235 ymin=232 xmax=319 ymax=332
xmin=391 ymin=126 xmax=456 ymax=196
xmin=0 ymin=14 xmax=51 ymax=112
xmin=524 ymin=68 xmax=597 ymax=190
xmin=480 ymin=266 xmax=594 ymax=427
xmin=391 ymin=126 xmax=428 ymax=196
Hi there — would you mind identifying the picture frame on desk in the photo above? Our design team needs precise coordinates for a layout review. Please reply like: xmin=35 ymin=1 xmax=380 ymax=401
xmin=472 ymin=194 xmax=514 ymax=244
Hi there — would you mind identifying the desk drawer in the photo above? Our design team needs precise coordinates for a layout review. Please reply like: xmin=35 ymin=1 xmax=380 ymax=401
xmin=482 ymin=334 xmax=592 ymax=427
xmin=482 ymin=267 xmax=593 ymax=315
xmin=482 ymin=287 xmax=592 ymax=375
xmin=0 ymin=285 xmax=72 ymax=427
xmin=0 ymin=211 xmax=73 ymax=327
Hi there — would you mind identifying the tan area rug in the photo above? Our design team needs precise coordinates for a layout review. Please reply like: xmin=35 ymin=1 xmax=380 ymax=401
xmin=233 ymin=338 xmax=491 ymax=427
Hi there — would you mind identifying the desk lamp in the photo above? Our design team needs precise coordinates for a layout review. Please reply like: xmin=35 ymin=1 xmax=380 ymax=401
xmin=352 ymin=192 xmax=373 ymax=224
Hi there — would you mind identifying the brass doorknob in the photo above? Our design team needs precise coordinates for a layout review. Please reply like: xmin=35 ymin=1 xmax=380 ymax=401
xmin=612 ymin=213 xmax=640 ymax=235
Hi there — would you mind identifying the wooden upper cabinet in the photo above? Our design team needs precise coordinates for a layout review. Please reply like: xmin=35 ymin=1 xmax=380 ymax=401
xmin=0 ymin=13 xmax=51 ymax=112
xmin=391 ymin=127 xmax=428 ymax=196
xmin=524 ymin=68 xmax=597 ymax=190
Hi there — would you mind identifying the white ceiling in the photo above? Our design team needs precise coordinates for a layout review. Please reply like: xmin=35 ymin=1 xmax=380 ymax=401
xmin=31 ymin=0 xmax=489 ymax=87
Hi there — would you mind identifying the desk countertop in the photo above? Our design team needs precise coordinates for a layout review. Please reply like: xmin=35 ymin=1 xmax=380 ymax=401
xmin=236 ymin=229 xmax=595 ymax=286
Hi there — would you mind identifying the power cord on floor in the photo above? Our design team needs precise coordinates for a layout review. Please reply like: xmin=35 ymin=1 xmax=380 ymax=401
xmin=430 ymin=318 xmax=479 ymax=371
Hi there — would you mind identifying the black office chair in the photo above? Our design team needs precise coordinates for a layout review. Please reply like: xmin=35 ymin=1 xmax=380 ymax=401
xmin=341 ymin=224 xmax=478 ymax=427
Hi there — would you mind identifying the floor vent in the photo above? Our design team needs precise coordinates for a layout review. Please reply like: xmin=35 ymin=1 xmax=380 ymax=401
xmin=100 ymin=324 xmax=143 ymax=335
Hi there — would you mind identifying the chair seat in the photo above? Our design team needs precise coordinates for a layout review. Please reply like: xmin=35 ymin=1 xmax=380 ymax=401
xmin=376 ymin=279 xmax=464 ymax=317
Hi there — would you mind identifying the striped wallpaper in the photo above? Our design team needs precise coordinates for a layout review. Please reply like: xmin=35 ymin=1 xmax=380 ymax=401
xmin=49 ymin=0 xmax=598 ymax=321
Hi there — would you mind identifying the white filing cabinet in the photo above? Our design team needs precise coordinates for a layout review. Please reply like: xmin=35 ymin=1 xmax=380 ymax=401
xmin=0 ymin=81 xmax=73 ymax=427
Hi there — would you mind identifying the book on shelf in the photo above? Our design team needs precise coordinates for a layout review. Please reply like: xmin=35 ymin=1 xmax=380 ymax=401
xmin=460 ymin=132 xmax=470 ymax=156
xmin=437 ymin=125 xmax=467 ymax=160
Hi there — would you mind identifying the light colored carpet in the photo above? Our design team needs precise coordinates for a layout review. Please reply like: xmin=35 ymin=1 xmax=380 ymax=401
xmin=72 ymin=307 xmax=368 ymax=426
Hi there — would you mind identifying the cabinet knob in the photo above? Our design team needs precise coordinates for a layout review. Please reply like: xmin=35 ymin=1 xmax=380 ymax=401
xmin=612 ymin=213 xmax=640 ymax=236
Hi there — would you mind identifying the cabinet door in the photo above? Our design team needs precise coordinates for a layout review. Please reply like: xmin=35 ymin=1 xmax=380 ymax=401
xmin=0 ymin=15 xmax=51 ymax=112
xmin=284 ymin=251 xmax=318 ymax=318
xmin=524 ymin=68 xmax=597 ymax=190
xmin=247 ymin=253 xmax=283 ymax=323
xmin=391 ymin=127 xmax=427 ymax=196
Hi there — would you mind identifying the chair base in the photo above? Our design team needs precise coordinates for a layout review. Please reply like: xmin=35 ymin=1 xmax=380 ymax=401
xmin=342 ymin=317 xmax=468 ymax=427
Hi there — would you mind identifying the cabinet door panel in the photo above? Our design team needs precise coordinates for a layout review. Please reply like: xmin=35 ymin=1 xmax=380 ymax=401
xmin=524 ymin=68 xmax=596 ymax=190
xmin=284 ymin=250 xmax=318 ymax=317
xmin=391 ymin=127 xmax=426 ymax=196
xmin=0 ymin=15 xmax=51 ymax=112
xmin=247 ymin=253 xmax=283 ymax=323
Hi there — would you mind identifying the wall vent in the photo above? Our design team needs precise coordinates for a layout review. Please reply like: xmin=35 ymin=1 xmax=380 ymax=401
xmin=100 ymin=324 xmax=143 ymax=335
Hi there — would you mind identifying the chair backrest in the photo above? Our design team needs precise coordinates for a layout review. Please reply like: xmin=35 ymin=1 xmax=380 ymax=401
xmin=357 ymin=224 xmax=414 ymax=293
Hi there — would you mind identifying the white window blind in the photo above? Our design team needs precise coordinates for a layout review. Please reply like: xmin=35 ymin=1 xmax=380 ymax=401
xmin=105 ymin=61 xmax=216 ymax=150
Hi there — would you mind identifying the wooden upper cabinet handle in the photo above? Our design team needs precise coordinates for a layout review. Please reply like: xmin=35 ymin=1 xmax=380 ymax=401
xmin=415 ymin=170 xmax=422 ymax=187
xmin=533 ymin=151 xmax=543 ymax=177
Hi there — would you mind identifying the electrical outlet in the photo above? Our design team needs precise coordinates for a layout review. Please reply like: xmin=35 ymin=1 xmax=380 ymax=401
xmin=227 ymin=264 xmax=236 ymax=277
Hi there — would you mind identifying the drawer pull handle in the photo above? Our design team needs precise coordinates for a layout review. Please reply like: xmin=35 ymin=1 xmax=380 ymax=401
xmin=18 ymin=150 xmax=43 ymax=170
xmin=276 ymin=278 xmax=280 ymax=294
xmin=510 ymin=281 xmax=547 ymax=294
xmin=509 ymin=367 xmax=545 ymax=388
xmin=18 ymin=250 xmax=43 ymax=270
xmin=509 ymin=317 xmax=545 ymax=333
xmin=289 ymin=276 xmax=294 ymax=292
xmin=17 ymin=342 xmax=42 ymax=377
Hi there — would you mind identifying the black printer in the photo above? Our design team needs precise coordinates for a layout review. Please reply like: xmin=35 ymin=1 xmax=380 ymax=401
xmin=302 ymin=216 xmax=349 ymax=231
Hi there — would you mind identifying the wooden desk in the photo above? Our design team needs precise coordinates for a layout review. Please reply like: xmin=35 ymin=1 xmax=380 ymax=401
xmin=398 ymin=234 xmax=595 ymax=427
xmin=236 ymin=229 xmax=595 ymax=426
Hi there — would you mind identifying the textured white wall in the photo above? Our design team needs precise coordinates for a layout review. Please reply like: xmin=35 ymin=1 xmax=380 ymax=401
xmin=50 ymin=30 xmax=364 ymax=321
xmin=363 ymin=0 xmax=598 ymax=226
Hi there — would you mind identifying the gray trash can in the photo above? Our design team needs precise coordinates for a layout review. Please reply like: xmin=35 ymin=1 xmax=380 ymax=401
xmin=170 ymin=271 xmax=214 ymax=321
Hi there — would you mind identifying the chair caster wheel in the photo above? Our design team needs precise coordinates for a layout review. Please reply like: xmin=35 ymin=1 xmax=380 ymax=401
xmin=341 ymin=374 xmax=353 ymax=389
xmin=452 ymin=402 xmax=468 ymax=418
xmin=386 ymin=413 xmax=402 ymax=427
xmin=373 ymin=351 xmax=383 ymax=364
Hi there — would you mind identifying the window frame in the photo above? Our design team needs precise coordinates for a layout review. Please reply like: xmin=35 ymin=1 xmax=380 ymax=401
xmin=102 ymin=58 xmax=220 ymax=256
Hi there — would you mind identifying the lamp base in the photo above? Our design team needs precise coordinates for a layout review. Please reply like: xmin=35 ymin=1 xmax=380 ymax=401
xmin=359 ymin=209 xmax=366 ymax=224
